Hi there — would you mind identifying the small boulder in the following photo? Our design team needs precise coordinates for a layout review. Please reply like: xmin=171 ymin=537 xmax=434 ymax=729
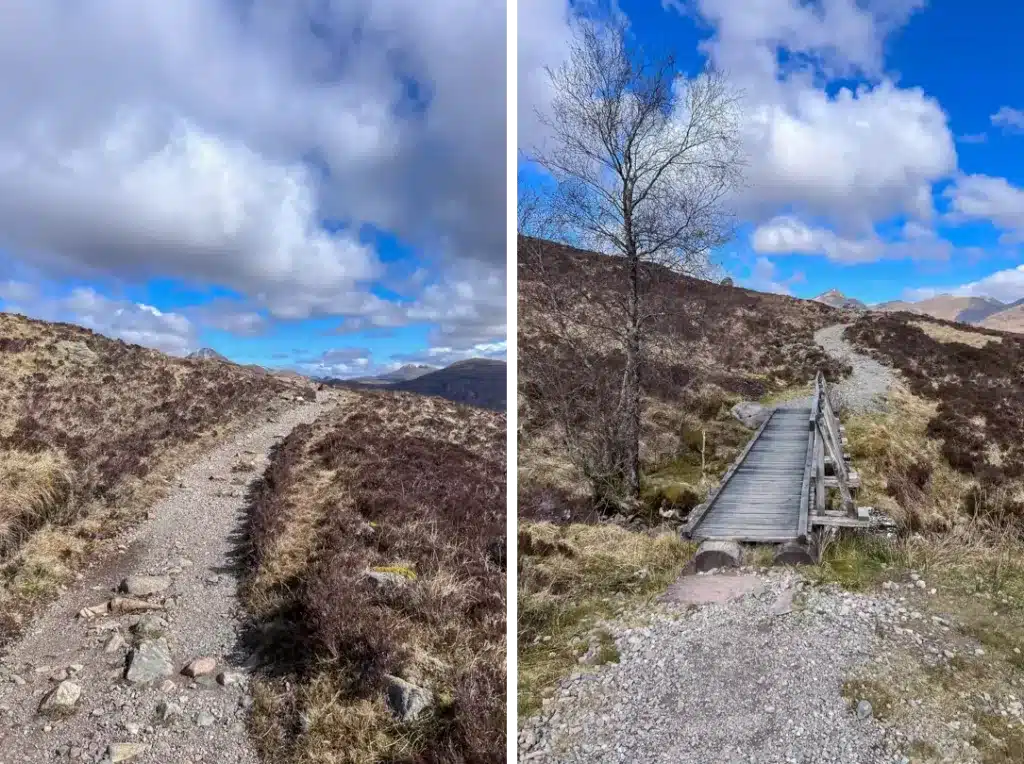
xmin=155 ymin=700 xmax=182 ymax=723
xmin=119 ymin=576 xmax=171 ymax=597
xmin=384 ymin=674 xmax=433 ymax=722
xmin=731 ymin=401 xmax=770 ymax=429
xmin=856 ymin=700 xmax=873 ymax=720
xmin=196 ymin=710 xmax=216 ymax=727
xmin=131 ymin=615 xmax=169 ymax=639
xmin=181 ymin=656 xmax=216 ymax=678
xmin=216 ymin=671 xmax=246 ymax=687
xmin=125 ymin=639 xmax=174 ymax=685
xmin=104 ymin=632 xmax=127 ymax=654
xmin=38 ymin=680 xmax=81 ymax=717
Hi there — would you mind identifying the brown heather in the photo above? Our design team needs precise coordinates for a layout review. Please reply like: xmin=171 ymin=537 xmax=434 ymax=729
xmin=241 ymin=390 xmax=506 ymax=763
xmin=0 ymin=311 xmax=300 ymax=641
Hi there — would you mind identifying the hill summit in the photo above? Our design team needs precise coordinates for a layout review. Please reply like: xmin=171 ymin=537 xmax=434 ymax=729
xmin=813 ymin=289 xmax=867 ymax=310
xmin=187 ymin=347 xmax=229 ymax=361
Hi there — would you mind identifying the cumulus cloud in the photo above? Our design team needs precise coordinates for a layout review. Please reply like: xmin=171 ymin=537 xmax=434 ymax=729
xmin=752 ymin=215 xmax=962 ymax=263
xmin=392 ymin=340 xmax=507 ymax=367
xmin=944 ymin=173 xmax=1024 ymax=242
xmin=901 ymin=265 xmax=1024 ymax=304
xmin=683 ymin=0 xmax=955 ymax=236
xmin=991 ymin=106 xmax=1024 ymax=133
xmin=742 ymin=257 xmax=792 ymax=295
xmin=0 ymin=283 xmax=196 ymax=355
xmin=0 ymin=0 xmax=505 ymax=349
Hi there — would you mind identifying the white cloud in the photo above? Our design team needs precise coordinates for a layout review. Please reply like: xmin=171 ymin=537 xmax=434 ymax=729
xmin=901 ymin=265 xmax=1024 ymax=305
xmin=958 ymin=132 xmax=988 ymax=144
xmin=684 ymin=0 xmax=954 ymax=236
xmin=0 ymin=284 xmax=196 ymax=355
xmin=393 ymin=340 xmax=507 ymax=367
xmin=944 ymin=173 xmax=1024 ymax=242
xmin=0 ymin=0 xmax=506 ymax=350
xmin=991 ymin=106 xmax=1024 ymax=133
xmin=742 ymin=257 xmax=792 ymax=295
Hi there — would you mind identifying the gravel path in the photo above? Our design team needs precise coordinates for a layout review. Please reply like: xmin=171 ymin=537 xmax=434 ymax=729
xmin=520 ymin=572 xmax=922 ymax=764
xmin=814 ymin=324 xmax=895 ymax=415
xmin=0 ymin=392 xmax=342 ymax=764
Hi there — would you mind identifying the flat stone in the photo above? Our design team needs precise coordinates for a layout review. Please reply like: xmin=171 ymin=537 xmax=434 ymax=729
xmin=181 ymin=656 xmax=216 ymax=677
xmin=119 ymin=576 xmax=171 ymax=597
xmin=108 ymin=742 xmax=150 ymax=762
xmin=125 ymin=639 xmax=174 ymax=685
xmin=196 ymin=710 xmax=215 ymax=727
xmin=663 ymin=574 xmax=763 ymax=605
xmin=771 ymin=589 xmax=795 ymax=616
xmin=365 ymin=571 xmax=412 ymax=588
xmin=693 ymin=541 xmax=742 ymax=573
xmin=104 ymin=632 xmax=127 ymax=654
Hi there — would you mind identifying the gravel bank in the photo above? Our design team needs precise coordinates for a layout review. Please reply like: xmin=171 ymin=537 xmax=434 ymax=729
xmin=814 ymin=324 xmax=895 ymax=415
xmin=518 ymin=571 xmax=960 ymax=764
xmin=0 ymin=392 xmax=343 ymax=764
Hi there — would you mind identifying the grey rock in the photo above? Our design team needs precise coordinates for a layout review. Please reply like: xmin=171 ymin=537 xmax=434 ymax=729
xmin=130 ymin=615 xmax=169 ymax=639
xmin=38 ymin=680 xmax=81 ymax=716
xmin=385 ymin=674 xmax=433 ymax=721
xmin=119 ymin=575 xmax=172 ymax=597
xmin=856 ymin=700 xmax=873 ymax=720
xmin=365 ymin=570 xmax=413 ymax=589
xmin=196 ymin=710 xmax=216 ymax=727
xmin=124 ymin=639 xmax=174 ymax=685
xmin=731 ymin=401 xmax=769 ymax=429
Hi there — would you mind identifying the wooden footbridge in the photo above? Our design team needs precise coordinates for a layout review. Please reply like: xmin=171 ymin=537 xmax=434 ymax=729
xmin=682 ymin=372 xmax=892 ymax=557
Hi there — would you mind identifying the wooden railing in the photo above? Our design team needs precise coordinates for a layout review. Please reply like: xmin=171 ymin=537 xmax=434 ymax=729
xmin=808 ymin=372 xmax=855 ymax=521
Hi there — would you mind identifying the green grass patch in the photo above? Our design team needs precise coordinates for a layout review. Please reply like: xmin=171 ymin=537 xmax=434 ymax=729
xmin=973 ymin=712 xmax=1024 ymax=764
xmin=517 ymin=522 xmax=695 ymax=719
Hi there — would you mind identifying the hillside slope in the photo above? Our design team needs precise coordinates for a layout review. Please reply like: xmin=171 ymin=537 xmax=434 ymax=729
xmin=391 ymin=359 xmax=506 ymax=411
xmin=0 ymin=311 xmax=309 ymax=637
xmin=518 ymin=235 xmax=848 ymax=519
xmin=243 ymin=390 xmax=506 ymax=762
xmin=979 ymin=299 xmax=1024 ymax=332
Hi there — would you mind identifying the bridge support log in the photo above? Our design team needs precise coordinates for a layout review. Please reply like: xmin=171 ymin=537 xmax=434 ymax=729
xmin=772 ymin=541 xmax=815 ymax=567
xmin=694 ymin=540 xmax=741 ymax=572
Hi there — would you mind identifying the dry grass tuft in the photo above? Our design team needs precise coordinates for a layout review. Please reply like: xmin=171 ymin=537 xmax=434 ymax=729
xmin=0 ymin=311 xmax=308 ymax=643
xmin=909 ymin=320 xmax=1002 ymax=349
xmin=517 ymin=521 xmax=695 ymax=718
xmin=242 ymin=390 xmax=505 ymax=763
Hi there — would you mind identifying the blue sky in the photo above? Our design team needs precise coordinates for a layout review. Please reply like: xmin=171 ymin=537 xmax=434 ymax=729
xmin=7 ymin=2 xmax=1024 ymax=375
xmin=518 ymin=0 xmax=1024 ymax=307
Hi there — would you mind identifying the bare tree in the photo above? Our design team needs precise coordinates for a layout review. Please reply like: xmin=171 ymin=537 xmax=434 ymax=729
xmin=525 ymin=18 xmax=744 ymax=503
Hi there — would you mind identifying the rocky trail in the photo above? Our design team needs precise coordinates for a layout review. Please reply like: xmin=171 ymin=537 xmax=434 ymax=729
xmin=0 ymin=393 xmax=342 ymax=764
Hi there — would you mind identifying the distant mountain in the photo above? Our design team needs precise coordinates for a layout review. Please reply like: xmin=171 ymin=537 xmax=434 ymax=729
xmin=349 ymin=364 xmax=436 ymax=386
xmin=875 ymin=295 xmax=1007 ymax=324
xmin=187 ymin=347 xmax=229 ymax=361
xmin=979 ymin=299 xmax=1024 ymax=333
xmin=391 ymin=359 xmax=506 ymax=411
xmin=322 ymin=358 xmax=506 ymax=411
xmin=812 ymin=289 xmax=867 ymax=310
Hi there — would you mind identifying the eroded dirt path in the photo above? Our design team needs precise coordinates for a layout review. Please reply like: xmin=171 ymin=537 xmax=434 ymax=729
xmin=0 ymin=393 xmax=342 ymax=764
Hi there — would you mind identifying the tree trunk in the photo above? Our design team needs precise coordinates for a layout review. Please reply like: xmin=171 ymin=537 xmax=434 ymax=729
xmin=622 ymin=252 xmax=642 ymax=502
